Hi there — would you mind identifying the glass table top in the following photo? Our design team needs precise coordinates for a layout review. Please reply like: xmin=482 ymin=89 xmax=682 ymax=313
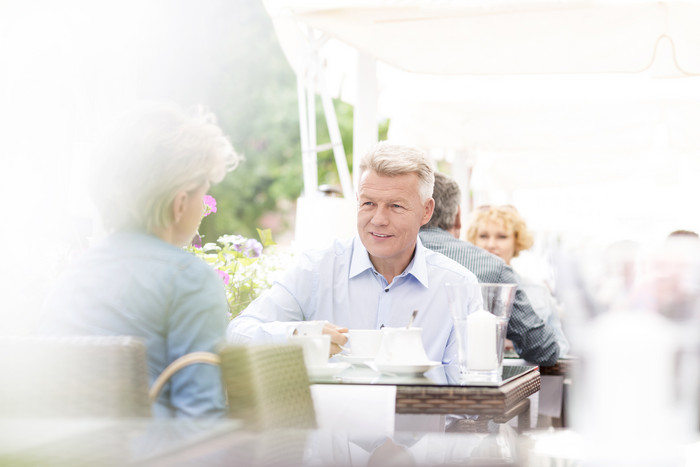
xmin=310 ymin=362 xmax=538 ymax=387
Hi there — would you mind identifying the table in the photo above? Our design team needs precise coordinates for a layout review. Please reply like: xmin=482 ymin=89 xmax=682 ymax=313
xmin=506 ymin=356 xmax=577 ymax=427
xmin=0 ymin=419 xmax=527 ymax=466
xmin=3 ymin=414 xmax=699 ymax=466
xmin=6 ymin=418 xmax=696 ymax=466
xmin=310 ymin=363 xmax=541 ymax=432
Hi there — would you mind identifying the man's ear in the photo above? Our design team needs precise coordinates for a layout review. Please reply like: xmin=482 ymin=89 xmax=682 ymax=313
xmin=449 ymin=206 xmax=462 ymax=239
xmin=171 ymin=191 xmax=188 ymax=224
xmin=421 ymin=198 xmax=435 ymax=226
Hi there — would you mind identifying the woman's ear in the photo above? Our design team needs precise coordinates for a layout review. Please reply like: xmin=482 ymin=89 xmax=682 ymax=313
xmin=171 ymin=191 xmax=188 ymax=224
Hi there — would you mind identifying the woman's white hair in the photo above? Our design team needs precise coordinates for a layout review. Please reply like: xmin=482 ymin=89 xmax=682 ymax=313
xmin=358 ymin=141 xmax=434 ymax=202
xmin=90 ymin=102 xmax=242 ymax=233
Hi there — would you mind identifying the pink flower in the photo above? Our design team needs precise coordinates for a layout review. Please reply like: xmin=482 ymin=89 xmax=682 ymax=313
xmin=202 ymin=195 xmax=217 ymax=217
xmin=216 ymin=269 xmax=230 ymax=285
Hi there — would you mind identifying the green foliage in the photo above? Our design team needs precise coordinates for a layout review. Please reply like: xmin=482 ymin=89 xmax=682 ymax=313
xmin=186 ymin=228 xmax=293 ymax=319
xmin=136 ymin=0 xmax=392 ymax=243
xmin=197 ymin=0 xmax=302 ymax=240
xmin=314 ymin=100 xmax=390 ymax=189
xmin=256 ymin=227 xmax=276 ymax=247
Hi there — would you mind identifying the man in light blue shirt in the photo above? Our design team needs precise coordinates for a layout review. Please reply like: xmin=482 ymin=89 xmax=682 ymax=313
xmin=227 ymin=142 xmax=481 ymax=364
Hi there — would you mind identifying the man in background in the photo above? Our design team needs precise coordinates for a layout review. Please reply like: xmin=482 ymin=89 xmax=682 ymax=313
xmin=419 ymin=172 xmax=560 ymax=366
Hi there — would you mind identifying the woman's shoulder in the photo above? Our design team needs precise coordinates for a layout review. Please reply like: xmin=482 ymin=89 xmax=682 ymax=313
xmin=101 ymin=232 xmax=221 ymax=283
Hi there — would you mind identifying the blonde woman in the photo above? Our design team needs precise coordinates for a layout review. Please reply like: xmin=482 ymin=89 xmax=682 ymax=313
xmin=40 ymin=103 xmax=241 ymax=417
xmin=467 ymin=205 xmax=570 ymax=357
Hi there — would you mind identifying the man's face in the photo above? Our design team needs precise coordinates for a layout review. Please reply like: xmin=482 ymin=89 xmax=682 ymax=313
xmin=357 ymin=170 xmax=434 ymax=272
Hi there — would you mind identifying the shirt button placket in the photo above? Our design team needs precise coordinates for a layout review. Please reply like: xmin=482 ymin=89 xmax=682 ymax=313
xmin=377 ymin=278 xmax=391 ymax=328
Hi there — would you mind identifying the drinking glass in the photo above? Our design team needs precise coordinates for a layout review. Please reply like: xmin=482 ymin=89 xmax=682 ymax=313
xmin=446 ymin=281 xmax=516 ymax=383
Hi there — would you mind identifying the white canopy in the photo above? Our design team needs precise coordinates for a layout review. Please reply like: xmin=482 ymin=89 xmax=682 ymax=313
xmin=264 ymin=0 xmax=700 ymax=246
xmin=265 ymin=0 xmax=700 ymax=75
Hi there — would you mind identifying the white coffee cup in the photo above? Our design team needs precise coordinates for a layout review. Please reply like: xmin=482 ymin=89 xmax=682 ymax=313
xmin=347 ymin=329 xmax=383 ymax=357
xmin=288 ymin=334 xmax=331 ymax=368
xmin=376 ymin=327 xmax=430 ymax=364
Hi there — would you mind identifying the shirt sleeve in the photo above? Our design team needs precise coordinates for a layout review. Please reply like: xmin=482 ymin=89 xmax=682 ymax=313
xmin=226 ymin=253 xmax=314 ymax=344
xmin=226 ymin=283 xmax=305 ymax=344
xmin=500 ymin=264 xmax=560 ymax=366
xmin=165 ymin=259 xmax=229 ymax=419
xmin=520 ymin=281 xmax=570 ymax=357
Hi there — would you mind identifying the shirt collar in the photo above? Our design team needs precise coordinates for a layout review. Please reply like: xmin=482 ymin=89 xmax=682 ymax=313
xmin=420 ymin=226 xmax=451 ymax=238
xmin=349 ymin=236 xmax=374 ymax=279
xmin=410 ymin=236 xmax=430 ymax=288
xmin=348 ymin=235 xmax=430 ymax=289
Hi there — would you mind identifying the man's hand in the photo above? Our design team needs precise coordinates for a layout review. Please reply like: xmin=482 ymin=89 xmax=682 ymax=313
xmin=323 ymin=322 xmax=349 ymax=356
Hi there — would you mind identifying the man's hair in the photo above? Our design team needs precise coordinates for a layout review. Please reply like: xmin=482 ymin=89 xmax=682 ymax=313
xmin=358 ymin=141 xmax=434 ymax=202
xmin=89 ymin=102 xmax=242 ymax=233
xmin=424 ymin=172 xmax=460 ymax=230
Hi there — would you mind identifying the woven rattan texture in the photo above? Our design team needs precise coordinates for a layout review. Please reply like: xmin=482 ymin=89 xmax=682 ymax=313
xmin=539 ymin=359 xmax=573 ymax=376
xmin=395 ymin=370 xmax=540 ymax=415
xmin=220 ymin=345 xmax=316 ymax=430
xmin=0 ymin=423 xmax=133 ymax=467
xmin=0 ymin=336 xmax=151 ymax=418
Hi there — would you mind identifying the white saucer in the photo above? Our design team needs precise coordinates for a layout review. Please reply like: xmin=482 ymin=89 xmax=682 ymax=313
xmin=367 ymin=360 xmax=442 ymax=376
xmin=307 ymin=361 xmax=351 ymax=378
xmin=336 ymin=354 xmax=376 ymax=366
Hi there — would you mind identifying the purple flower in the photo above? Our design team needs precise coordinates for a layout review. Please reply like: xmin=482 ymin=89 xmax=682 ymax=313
xmin=216 ymin=269 xmax=230 ymax=285
xmin=202 ymin=195 xmax=217 ymax=217
xmin=221 ymin=234 xmax=246 ymax=253
xmin=191 ymin=233 xmax=202 ymax=248
xmin=217 ymin=234 xmax=263 ymax=258
xmin=245 ymin=238 xmax=263 ymax=258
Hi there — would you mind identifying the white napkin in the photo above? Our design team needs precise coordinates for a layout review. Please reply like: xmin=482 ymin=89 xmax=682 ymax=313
xmin=310 ymin=384 xmax=396 ymax=435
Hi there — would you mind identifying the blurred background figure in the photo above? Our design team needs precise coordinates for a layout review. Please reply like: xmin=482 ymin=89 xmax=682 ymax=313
xmin=467 ymin=205 xmax=570 ymax=357
xmin=650 ymin=229 xmax=700 ymax=321
xmin=420 ymin=172 xmax=559 ymax=365
xmin=668 ymin=229 xmax=699 ymax=239
xmin=39 ymin=103 xmax=242 ymax=418
xmin=554 ymin=230 xmax=700 ymax=463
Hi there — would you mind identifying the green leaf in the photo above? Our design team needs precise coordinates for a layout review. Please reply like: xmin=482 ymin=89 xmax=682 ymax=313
xmin=256 ymin=228 xmax=276 ymax=247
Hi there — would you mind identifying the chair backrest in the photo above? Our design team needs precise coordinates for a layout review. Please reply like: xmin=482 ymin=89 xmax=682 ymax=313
xmin=0 ymin=336 xmax=151 ymax=418
xmin=148 ymin=351 xmax=221 ymax=404
xmin=220 ymin=344 xmax=317 ymax=430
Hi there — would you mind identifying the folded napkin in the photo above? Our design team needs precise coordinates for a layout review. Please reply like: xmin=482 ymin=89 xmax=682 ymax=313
xmin=310 ymin=384 xmax=396 ymax=435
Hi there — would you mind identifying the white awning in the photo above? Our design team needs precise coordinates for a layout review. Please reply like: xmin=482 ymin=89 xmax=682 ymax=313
xmin=264 ymin=0 xmax=700 ymax=245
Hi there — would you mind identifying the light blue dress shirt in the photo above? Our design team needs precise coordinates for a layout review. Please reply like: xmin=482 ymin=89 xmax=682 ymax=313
xmin=227 ymin=236 xmax=482 ymax=364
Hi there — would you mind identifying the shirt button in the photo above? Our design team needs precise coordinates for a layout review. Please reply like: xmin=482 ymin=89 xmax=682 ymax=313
xmin=384 ymin=288 xmax=389 ymax=293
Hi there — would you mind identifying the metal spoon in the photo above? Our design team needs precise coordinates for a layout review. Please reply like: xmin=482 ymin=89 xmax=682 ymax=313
xmin=406 ymin=309 xmax=418 ymax=329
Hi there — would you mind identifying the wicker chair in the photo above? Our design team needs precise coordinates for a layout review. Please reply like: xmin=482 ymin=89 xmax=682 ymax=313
xmin=220 ymin=344 xmax=317 ymax=430
xmin=0 ymin=336 xmax=151 ymax=418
